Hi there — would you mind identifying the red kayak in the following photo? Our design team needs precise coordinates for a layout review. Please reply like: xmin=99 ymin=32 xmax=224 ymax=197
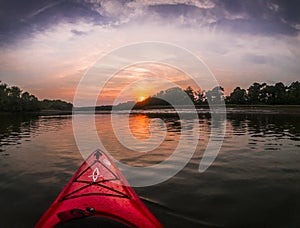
xmin=36 ymin=149 xmax=163 ymax=228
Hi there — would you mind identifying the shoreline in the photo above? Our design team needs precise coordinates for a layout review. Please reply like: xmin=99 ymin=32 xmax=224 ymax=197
xmin=225 ymin=105 xmax=300 ymax=115
xmin=0 ymin=110 xmax=73 ymax=116
xmin=1 ymin=105 xmax=300 ymax=116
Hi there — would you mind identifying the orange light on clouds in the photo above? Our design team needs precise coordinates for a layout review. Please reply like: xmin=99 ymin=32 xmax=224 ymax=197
xmin=96 ymin=62 xmax=201 ymax=106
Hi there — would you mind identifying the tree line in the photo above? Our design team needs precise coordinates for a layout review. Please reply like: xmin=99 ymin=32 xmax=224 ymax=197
xmin=1 ymin=80 xmax=299 ymax=112
xmin=226 ymin=81 xmax=300 ymax=105
xmin=193 ymin=81 xmax=300 ymax=105
xmin=0 ymin=82 xmax=73 ymax=112
xmin=134 ymin=80 xmax=300 ymax=108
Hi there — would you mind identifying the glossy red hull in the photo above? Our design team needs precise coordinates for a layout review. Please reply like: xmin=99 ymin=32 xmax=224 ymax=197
xmin=36 ymin=149 xmax=163 ymax=228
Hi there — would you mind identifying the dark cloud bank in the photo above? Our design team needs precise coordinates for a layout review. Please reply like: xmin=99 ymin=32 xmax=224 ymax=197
xmin=0 ymin=0 xmax=299 ymax=46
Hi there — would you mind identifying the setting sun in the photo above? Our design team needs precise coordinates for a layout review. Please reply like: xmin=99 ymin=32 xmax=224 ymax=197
xmin=138 ymin=96 xmax=146 ymax=102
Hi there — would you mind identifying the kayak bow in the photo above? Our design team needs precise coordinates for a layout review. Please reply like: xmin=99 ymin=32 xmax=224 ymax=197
xmin=36 ymin=149 xmax=163 ymax=228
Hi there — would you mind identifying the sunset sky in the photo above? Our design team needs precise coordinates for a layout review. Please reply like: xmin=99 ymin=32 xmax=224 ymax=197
xmin=0 ymin=0 xmax=300 ymax=105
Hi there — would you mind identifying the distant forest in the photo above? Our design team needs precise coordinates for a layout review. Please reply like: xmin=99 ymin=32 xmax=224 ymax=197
xmin=0 ymin=82 xmax=73 ymax=112
xmin=1 ymin=80 xmax=299 ymax=112
xmin=225 ymin=81 xmax=300 ymax=105
xmin=126 ymin=80 xmax=300 ymax=109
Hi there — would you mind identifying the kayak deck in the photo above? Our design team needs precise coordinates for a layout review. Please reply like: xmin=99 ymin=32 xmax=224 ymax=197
xmin=36 ymin=149 xmax=163 ymax=228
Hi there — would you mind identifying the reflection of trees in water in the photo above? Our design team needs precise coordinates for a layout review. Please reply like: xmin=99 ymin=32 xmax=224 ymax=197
xmin=0 ymin=114 xmax=39 ymax=151
xmin=145 ymin=112 xmax=227 ymax=135
xmin=144 ymin=114 xmax=181 ymax=133
xmin=227 ymin=114 xmax=300 ymax=139
xmin=145 ymin=112 xmax=300 ymax=141
xmin=164 ymin=118 xmax=181 ymax=132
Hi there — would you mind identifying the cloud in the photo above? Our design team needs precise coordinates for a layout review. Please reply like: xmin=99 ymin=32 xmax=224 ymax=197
xmin=267 ymin=2 xmax=280 ymax=13
xmin=215 ymin=0 xmax=300 ymax=35
xmin=71 ymin=29 xmax=89 ymax=36
xmin=243 ymin=54 xmax=274 ymax=65
xmin=128 ymin=0 xmax=215 ymax=9
xmin=1 ymin=0 xmax=300 ymax=47
xmin=0 ymin=0 xmax=103 ymax=46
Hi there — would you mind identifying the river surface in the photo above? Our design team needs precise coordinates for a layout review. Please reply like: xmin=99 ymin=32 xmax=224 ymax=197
xmin=0 ymin=110 xmax=300 ymax=227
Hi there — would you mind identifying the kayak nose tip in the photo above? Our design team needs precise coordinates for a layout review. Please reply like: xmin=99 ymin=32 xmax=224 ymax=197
xmin=94 ymin=150 xmax=102 ymax=160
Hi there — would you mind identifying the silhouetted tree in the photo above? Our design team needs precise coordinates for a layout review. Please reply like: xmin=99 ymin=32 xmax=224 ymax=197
xmin=21 ymin=92 xmax=40 ymax=111
xmin=273 ymin=82 xmax=287 ymax=104
xmin=194 ymin=89 xmax=206 ymax=105
xmin=0 ymin=82 xmax=8 ymax=110
xmin=206 ymin=86 xmax=224 ymax=104
xmin=157 ymin=87 xmax=190 ymax=105
xmin=247 ymin=82 xmax=265 ymax=104
xmin=287 ymin=81 xmax=300 ymax=104
xmin=227 ymin=87 xmax=247 ymax=104
xmin=40 ymin=99 xmax=73 ymax=110
xmin=8 ymin=86 xmax=22 ymax=111
xmin=184 ymin=86 xmax=196 ymax=103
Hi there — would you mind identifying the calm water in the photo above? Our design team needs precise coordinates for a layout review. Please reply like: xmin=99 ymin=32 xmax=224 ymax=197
xmin=0 ymin=111 xmax=300 ymax=227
